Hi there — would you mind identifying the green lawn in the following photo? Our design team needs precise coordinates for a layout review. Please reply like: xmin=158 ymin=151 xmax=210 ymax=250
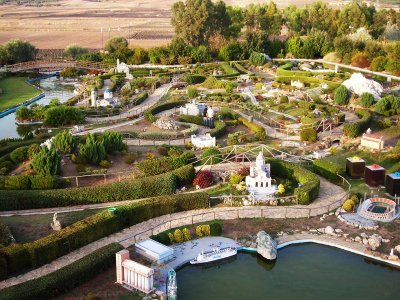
xmin=0 ymin=76 xmax=42 ymax=111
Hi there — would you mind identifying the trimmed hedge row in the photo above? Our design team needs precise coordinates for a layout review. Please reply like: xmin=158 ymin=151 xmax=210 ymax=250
xmin=0 ymin=192 xmax=209 ymax=278
xmin=210 ymin=121 xmax=227 ymax=138
xmin=343 ymin=110 xmax=372 ymax=138
xmin=238 ymin=117 xmax=266 ymax=141
xmin=276 ymin=76 xmax=340 ymax=90
xmin=312 ymin=159 xmax=344 ymax=183
xmin=0 ymin=175 xmax=69 ymax=190
xmin=0 ymin=243 xmax=123 ymax=300
xmin=136 ymin=152 xmax=195 ymax=176
xmin=276 ymin=63 xmax=313 ymax=77
xmin=147 ymin=100 xmax=187 ymax=116
xmin=132 ymin=91 xmax=149 ymax=106
xmin=269 ymin=159 xmax=320 ymax=204
xmin=0 ymin=171 xmax=177 ymax=211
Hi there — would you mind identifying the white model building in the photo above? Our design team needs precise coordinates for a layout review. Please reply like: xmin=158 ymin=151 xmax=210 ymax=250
xmin=180 ymin=99 xmax=207 ymax=116
xmin=191 ymin=134 xmax=216 ymax=149
xmin=245 ymin=152 xmax=277 ymax=199
xmin=135 ymin=239 xmax=174 ymax=264
xmin=104 ymin=88 xmax=113 ymax=100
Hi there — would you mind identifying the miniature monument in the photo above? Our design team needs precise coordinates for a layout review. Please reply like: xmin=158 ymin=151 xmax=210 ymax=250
xmin=179 ymin=99 xmax=207 ymax=116
xmin=50 ymin=212 xmax=62 ymax=231
xmin=191 ymin=133 xmax=216 ymax=149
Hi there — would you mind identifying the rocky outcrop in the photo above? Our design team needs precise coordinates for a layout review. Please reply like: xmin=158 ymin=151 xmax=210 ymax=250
xmin=256 ymin=231 xmax=277 ymax=260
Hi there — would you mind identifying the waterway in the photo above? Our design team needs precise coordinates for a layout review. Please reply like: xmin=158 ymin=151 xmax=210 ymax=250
xmin=177 ymin=244 xmax=400 ymax=300
xmin=0 ymin=76 xmax=75 ymax=140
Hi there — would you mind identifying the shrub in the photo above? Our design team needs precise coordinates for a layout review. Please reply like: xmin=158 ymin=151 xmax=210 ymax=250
xmin=334 ymin=85 xmax=350 ymax=105
xmin=136 ymin=152 xmax=193 ymax=176
xmin=182 ymin=228 xmax=191 ymax=241
xmin=312 ymin=159 xmax=344 ymax=183
xmin=195 ymin=224 xmax=210 ymax=237
xmin=151 ymin=232 xmax=171 ymax=245
xmin=351 ymin=52 xmax=370 ymax=68
xmin=238 ymin=166 xmax=250 ymax=177
xmin=53 ymin=131 xmax=77 ymax=154
xmin=0 ymin=243 xmax=30 ymax=274
xmin=102 ymin=132 xmax=124 ymax=153
xmin=31 ymin=146 xmax=61 ymax=176
xmin=209 ymin=121 xmax=227 ymax=138
xmin=178 ymin=114 xmax=203 ymax=125
xmin=201 ymin=147 xmax=222 ymax=165
xmin=229 ymin=172 xmax=243 ymax=185
xmin=28 ymin=144 xmax=40 ymax=159
xmin=278 ymin=184 xmax=285 ymax=194
xmin=4 ymin=175 xmax=30 ymax=190
xmin=238 ymin=117 xmax=266 ymax=141
xmin=187 ymin=86 xmax=198 ymax=98
xmin=193 ymin=170 xmax=213 ymax=188
xmin=79 ymin=134 xmax=107 ymax=164
xmin=370 ymin=56 xmax=388 ymax=72
xmin=0 ymin=220 xmax=12 ymax=247
xmin=0 ymin=243 xmax=123 ymax=300
xmin=99 ymin=160 xmax=110 ymax=168
xmin=125 ymin=152 xmax=137 ymax=164
xmin=342 ymin=199 xmax=354 ymax=212
xmin=249 ymin=52 xmax=268 ymax=66
xmin=30 ymin=175 xmax=67 ymax=190
xmin=173 ymin=229 xmax=184 ymax=243
xmin=210 ymin=221 xmax=222 ymax=236
xmin=10 ymin=146 xmax=28 ymax=163
xmin=44 ymin=106 xmax=85 ymax=126
xmin=300 ymin=127 xmax=317 ymax=142
xmin=185 ymin=74 xmax=206 ymax=84
xmin=157 ymin=146 xmax=169 ymax=156
xmin=360 ymin=92 xmax=375 ymax=108
xmin=171 ymin=164 xmax=196 ymax=186
xmin=343 ymin=110 xmax=372 ymax=138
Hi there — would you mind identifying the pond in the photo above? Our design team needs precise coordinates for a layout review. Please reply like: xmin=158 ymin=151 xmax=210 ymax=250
xmin=177 ymin=244 xmax=400 ymax=300
xmin=0 ymin=76 xmax=75 ymax=140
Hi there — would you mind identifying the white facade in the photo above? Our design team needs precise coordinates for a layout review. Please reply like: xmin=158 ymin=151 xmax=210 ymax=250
xmin=245 ymin=152 xmax=277 ymax=199
xmin=104 ymin=88 xmax=113 ymax=100
xmin=116 ymin=250 xmax=155 ymax=294
xmin=361 ymin=134 xmax=385 ymax=150
xmin=90 ymin=89 xmax=97 ymax=107
xmin=135 ymin=239 xmax=174 ymax=264
xmin=291 ymin=80 xmax=305 ymax=88
xmin=180 ymin=99 xmax=207 ymax=116
xmin=191 ymin=134 xmax=216 ymax=149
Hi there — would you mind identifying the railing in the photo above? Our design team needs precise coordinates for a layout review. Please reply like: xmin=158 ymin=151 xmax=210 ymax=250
xmin=61 ymin=169 xmax=135 ymax=187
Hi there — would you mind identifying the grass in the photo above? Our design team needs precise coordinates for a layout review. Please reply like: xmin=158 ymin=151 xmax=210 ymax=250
xmin=0 ymin=76 xmax=42 ymax=111
xmin=0 ymin=209 xmax=104 ymax=243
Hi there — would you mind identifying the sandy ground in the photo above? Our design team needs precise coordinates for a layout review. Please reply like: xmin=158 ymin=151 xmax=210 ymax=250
xmin=0 ymin=0 xmax=346 ymax=49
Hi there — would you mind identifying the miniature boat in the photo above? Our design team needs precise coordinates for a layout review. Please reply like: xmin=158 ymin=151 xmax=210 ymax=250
xmin=190 ymin=247 xmax=237 ymax=265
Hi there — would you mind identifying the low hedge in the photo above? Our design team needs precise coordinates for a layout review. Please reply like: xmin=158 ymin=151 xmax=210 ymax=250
xmin=136 ymin=153 xmax=195 ymax=177
xmin=0 ymin=172 xmax=177 ymax=210
xmin=178 ymin=114 xmax=203 ymax=125
xmin=238 ymin=117 xmax=266 ymax=141
xmin=0 ymin=254 xmax=6 ymax=280
xmin=276 ymin=76 xmax=340 ymax=90
xmin=0 ymin=243 xmax=123 ymax=300
xmin=0 ymin=192 xmax=209 ymax=277
xmin=343 ymin=110 xmax=372 ymax=138
xmin=210 ymin=121 xmax=227 ymax=138
xmin=312 ymin=159 xmax=344 ymax=183
xmin=147 ymin=100 xmax=187 ymax=116
xmin=132 ymin=91 xmax=148 ymax=106
xmin=171 ymin=164 xmax=196 ymax=186
xmin=0 ymin=175 xmax=69 ymax=190
xmin=269 ymin=159 xmax=320 ymax=205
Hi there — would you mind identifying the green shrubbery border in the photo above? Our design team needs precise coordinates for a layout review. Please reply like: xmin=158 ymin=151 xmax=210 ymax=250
xmin=276 ymin=75 xmax=340 ymax=90
xmin=0 ymin=192 xmax=209 ymax=278
xmin=343 ymin=110 xmax=372 ymax=138
xmin=312 ymin=159 xmax=344 ymax=184
xmin=0 ymin=243 xmax=123 ymax=300
xmin=0 ymin=175 xmax=69 ymax=190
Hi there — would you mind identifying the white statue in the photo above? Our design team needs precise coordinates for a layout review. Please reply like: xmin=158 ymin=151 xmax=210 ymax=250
xmin=51 ymin=212 xmax=62 ymax=231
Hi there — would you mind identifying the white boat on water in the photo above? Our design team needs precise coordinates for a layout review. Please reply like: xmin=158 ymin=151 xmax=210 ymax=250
xmin=190 ymin=247 xmax=237 ymax=265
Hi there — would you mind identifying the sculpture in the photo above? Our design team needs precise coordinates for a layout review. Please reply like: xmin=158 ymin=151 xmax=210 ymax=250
xmin=51 ymin=212 xmax=62 ymax=231
xmin=256 ymin=231 xmax=277 ymax=260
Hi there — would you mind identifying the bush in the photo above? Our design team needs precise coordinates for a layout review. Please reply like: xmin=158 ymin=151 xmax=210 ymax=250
xmin=31 ymin=146 xmax=61 ymax=176
xmin=360 ymin=92 xmax=375 ymax=108
xmin=102 ymin=132 xmax=124 ymax=153
xmin=334 ymin=85 xmax=350 ymax=105
xmin=193 ymin=170 xmax=213 ymax=188
xmin=0 ymin=220 xmax=12 ymax=247
xmin=209 ymin=121 xmax=227 ymax=138
xmin=342 ymin=199 xmax=354 ymax=212
xmin=249 ymin=52 xmax=268 ymax=66
xmin=312 ymin=159 xmax=344 ymax=183
xmin=171 ymin=164 xmax=196 ymax=186
xmin=136 ymin=152 xmax=194 ymax=176
xmin=30 ymin=175 xmax=67 ymax=190
xmin=343 ymin=110 xmax=372 ymax=138
xmin=229 ymin=172 xmax=243 ymax=185
xmin=182 ymin=228 xmax=191 ymax=241
xmin=79 ymin=134 xmax=107 ymax=164
xmin=195 ymin=224 xmax=210 ymax=237
xmin=151 ymin=231 xmax=171 ymax=245
xmin=201 ymin=147 xmax=222 ymax=165
xmin=10 ymin=146 xmax=28 ymax=163
xmin=53 ymin=131 xmax=77 ymax=154
xmin=0 ymin=243 xmax=123 ymax=300
xmin=44 ymin=106 xmax=85 ymax=126
xmin=185 ymin=74 xmax=206 ymax=84
xmin=238 ymin=117 xmax=266 ymax=141
xmin=210 ymin=221 xmax=222 ymax=236
xmin=0 ymin=192 xmax=209 ymax=277
xmin=157 ymin=146 xmax=169 ymax=156
xmin=187 ymin=86 xmax=198 ymax=98
xmin=0 ymin=171 xmax=178 ymax=210
xmin=4 ymin=175 xmax=30 ymax=190
xmin=300 ymin=127 xmax=317 ymax=142
xmin=351 ymin=52 xmax=370 ymax=68
xmin=99 ymin=160 xmax=110 ymax=168
xmin=173 ymin=229 xmax=184 ymax=243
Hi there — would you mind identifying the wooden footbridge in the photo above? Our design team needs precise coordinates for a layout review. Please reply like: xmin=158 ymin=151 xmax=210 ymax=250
xmin=5 ymin=60 xmax=113 ymax=73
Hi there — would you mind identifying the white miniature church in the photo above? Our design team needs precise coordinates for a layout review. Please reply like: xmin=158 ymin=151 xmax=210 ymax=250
xmin=245 ymin=152 xmax=277 ymax=199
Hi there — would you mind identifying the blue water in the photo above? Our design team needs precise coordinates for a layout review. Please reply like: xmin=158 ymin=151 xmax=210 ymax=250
xmin=177 ymin=244 xmax=400 ymax=300
xmin=0 ymin=76 xmax=75 ymax=139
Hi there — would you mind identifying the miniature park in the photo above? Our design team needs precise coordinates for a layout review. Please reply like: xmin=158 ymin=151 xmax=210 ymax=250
xmin=0 ymin=1 xmax=400 ymax=299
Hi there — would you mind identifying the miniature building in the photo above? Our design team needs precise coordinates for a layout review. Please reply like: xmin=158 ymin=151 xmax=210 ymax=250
xmin=245 ymin=152 xmax=277 ymax=200
xmin=365 ymin=164 xmax=386 ymax=187
xmin=385 ymin=172 xmax=400 ymax=197
xmin=191 ymin=134 xmax=216 ymax=149
xmin=104 ymin=88 xmax=113 ymax=100
xmin=313 ymin=150 xmax=330 ymax=159
xmin=361 ymin=132 xmax=385 ymax=150
xmin=116 ymin=249 xmax=155 ymax=294
xmin=290 ymin=80 xmax=304 ymax=88
xmin=135 ymin=239 xmax=174 ymax=264
xmin=179 ymin=99 xmax=207 ymax=116
xmin=346 ymin=156 xmax=366 ymax=179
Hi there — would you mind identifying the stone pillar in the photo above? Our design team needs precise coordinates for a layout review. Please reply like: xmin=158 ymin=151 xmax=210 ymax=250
xmin=334 ymin=64 xmax=339 ymax=73
xmin=387 ymin=77 xmax=392 ymax=83
xmin=116 ymin=250 xmax=130 ymax=284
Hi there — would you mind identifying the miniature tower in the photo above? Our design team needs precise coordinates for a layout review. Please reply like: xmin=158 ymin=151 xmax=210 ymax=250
xmin=91 ymin=89 xmax=98 ymax=107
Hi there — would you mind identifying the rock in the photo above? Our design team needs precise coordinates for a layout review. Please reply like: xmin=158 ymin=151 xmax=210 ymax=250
xmin=388 ymin=255 xmax=399 ymax=261
xmin=368 ymin=236 xmax=381 ymax=250
xmin=343 ymin=234 xmax=349 ymax=238
xmin=382 ymin=239 xmax=390 ymax=243
xmin=317 ymin=228 xmax=325 ymax=234
xmin=360 ymin=233 xmax=368 ymax=238
xmin=256 ymin=231 xmax=277 ymax=260
xmin=309 ymin=229 xmax=318 ymax=233
xmin=363 ymin=238 xmax=369 ymax=245
xmin=355 ymin=236 xmax=362 ymax=242
xmin=245 ymin=240 xmax=252 ymax=247
xmin=319 ymin=217 xmax=324 ymax=221
xmin=250 ymin=242 xmax=257 ymax=248
xmin=323 ymin=214 xmax=328 ymax=218
xmin=334 ymin=229 xmax=343 ymax=233
xmin=324 ymin=226 xmax=334 ymax=235
xmin=395 ymin=245 xmax=400 ymax=254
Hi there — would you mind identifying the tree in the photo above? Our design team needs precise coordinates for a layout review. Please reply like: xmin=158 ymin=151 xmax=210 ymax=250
xmin=374 ymin=97 xmax=390 ymax=115
xmin=104 ymin=36 xmax=128 ymax=53
xmin=53 ymin=130 xmax=77 ymax=154
xmin=277 ymin=184 xmax=285 ymax=195
xmin=300 ymin=30 xmax=333 ymax=58
xmin=334 ymin=85 xmax=350 ymax=105
xmin=1 ymin=39 xmax=37 ymax=64
xmin=102 ymin=132 xmax=124 ymax=153
xmin=187 ymin=86 xmax=198 ymax=98
xmin=191 ymin=46 xmax=211 ymax=63
xmin=360 ymin=93 xmax=374 ymax=108
xmin=79 ymin=134 xmax=107 ymax=164
xmin=286 ymin=36 xmax=303 ymax=58
xmin=64 ymin=44 xmax=88 ymax=59
xmin=300 ymin=127 xmax=317 ymax=142
xmin=218 ymin=42 xmax=243 ymax=61
xmin=15 ymin=106 xmax=32 ymax=121
xmin=364 ymin=41 xmax=386 ymax=61
xmin=129 ymin=47 xmax=148 ymax=65
xmin=44 ymin=106 xmax=85 ymax=126
xmin=249 ymin=52 xmax=267 ymax=66
xmin=351 ymin=52 xmax=370 ymax=68
xmin=370 ymin=56 xmax=388 ymax=72
xmin=31 ymin=146 xmax=61 ymax=176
